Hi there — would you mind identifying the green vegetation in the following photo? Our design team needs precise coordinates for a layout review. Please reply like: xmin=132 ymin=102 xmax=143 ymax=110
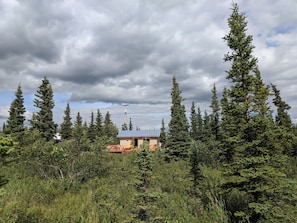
xmin=5 ymin=85 xmax=26 ymax=135
xmin=165 ymin=76 xmax=191 ymax=161
xmin=31 ymin=77 xmax=56 ymax=141
xmin=1 ymin=2 xmax=297 ymax=222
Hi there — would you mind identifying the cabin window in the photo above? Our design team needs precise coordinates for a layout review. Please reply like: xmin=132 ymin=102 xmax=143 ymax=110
xmin=134 ymin=138 xmax=138 ymax=147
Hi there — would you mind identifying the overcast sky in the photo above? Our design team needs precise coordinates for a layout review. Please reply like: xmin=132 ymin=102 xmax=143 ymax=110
xmin=0 ymin=0 xmax=297 ymax=130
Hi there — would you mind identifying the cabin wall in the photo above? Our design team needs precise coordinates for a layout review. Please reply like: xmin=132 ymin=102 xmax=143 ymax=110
xmin=119 ymin=137 xmax=159 ymax=149
xmin=120 ymin=138 xmax=132 ymax=149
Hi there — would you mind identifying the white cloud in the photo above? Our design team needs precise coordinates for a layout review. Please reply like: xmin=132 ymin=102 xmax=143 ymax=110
xmin=0 ymin=0 xmax=297 ymax=128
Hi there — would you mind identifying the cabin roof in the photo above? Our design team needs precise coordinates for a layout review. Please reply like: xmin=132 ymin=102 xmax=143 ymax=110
xmin=117 ymin=130 xmax=161 ymax=138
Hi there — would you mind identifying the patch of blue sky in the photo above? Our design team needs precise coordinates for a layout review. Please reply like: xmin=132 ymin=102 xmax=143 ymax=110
xmin=268 ymin=25 xmax=295 ymax=37
xmin=54 ymin=92 xmax=72 ymax=104
xmin=69 ymin=101 xmax=117 ymax=110
xmin=0 ymin=91 xmax=14 ymax=105
xmin=265 ymin=40 xmax=280 ymax=48
xmin=241 ymin=10 xmax=250 ymax=17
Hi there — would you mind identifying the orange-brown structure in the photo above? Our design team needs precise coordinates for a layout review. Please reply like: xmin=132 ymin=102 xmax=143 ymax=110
xmin=107 ymin=130 xmax=161 ymax=153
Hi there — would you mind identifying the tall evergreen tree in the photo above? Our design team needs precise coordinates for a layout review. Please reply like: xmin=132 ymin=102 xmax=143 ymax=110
xmin=121 ymin=122 xmax=128 ymax=131
xmin=190 ymin=101 xmax=198 ymax=140
xmin=197 ymin=106 xmax=203 ymax=141
xmin=271 ymin=84 xmax=292 ymax=129
xmin=2 ymin=123 xmax=6 ymax=133
xmin=32 ymin=77 xmax=56 ymax=141
xmin=73 ymin=112 xmax=83 ymax=144
xmin=220 ymin=1 xmax=259 ymax=162
xmin=210 ymin=84 xmax=220 ymax=140
xmin=129 ymin=117 xmax=133 ymax=130
xmin=104 ymin=111 xmax=118 ymax=138
xmin=221 ymin=3 xmax=294 ymax=221
xmin=29 ymin=113 xmax=38 ymax=130
xmin=220 ymin=87 xmax=236 ymax=162
xmin=6 ymin=85 xmax=26 ymax=134
xmin=202 ymin=110 xmax=212 ymax=141
xmin=165 ymin=76 xmax=191 ymax=160
xmin=160 ymin=118 xmax=166 ymax=148
xmin=60 ymin=103 xmax=72 ymax=140
xmin=132 ymin=142 xmax=155 ymax=222
xmin=88 ymin=111 xmax=96 ymax=142
xmin=95 ymin=109 xmax=103 ymax=137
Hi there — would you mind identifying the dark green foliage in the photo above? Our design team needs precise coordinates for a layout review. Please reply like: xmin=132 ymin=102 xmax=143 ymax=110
xmin=95 ymin=109 xmax=103 ymax=137
xmin=103 ymin=111 xmax=118 ymax=139
xmin=210 ymin=84 xmax=220 ymax=140
xmin=60 ymin=103 xmax=72 ymax=140
xmin=18 ymin=136 xmax=103 ymax=182
xmin=129 ymin=117 xmax=133 ymax=130
xmin=222 ymin=3 xmax=258 ymax=137
xmin=29 ymin=112 xmax=38 ymax=129
xmin=197 ymin=107 xmax=203 ymax=141
xmin=189 ymin=140 xmax=221 ymax=199
xmin=165 ymin=76 xmax=191 ymax=161
xmin=0 ymin=134 xmax=17 ymax=187
xmin=220 ymin=0 xmax=261 ymax=162
xmin=222 ymin=125 xmax=291 ymax=221
xmin=202 ymin=111 xmax=212 ymax=141
xmin=220 ymin=87 xmax=239 ymax=162
xmin=31 ymin=77 xmax=56 ymax=141
xmin=0 ymin=134 xmax=16 ymax=164
xmin=189 ymin=141 xmax=209 ymax=191
xmin=132 ymin=142 xmax=157 ymax=222
xmin=73 ymin=112 xmax=83 ymax=144
xmin=2 ymin=123 xmax=6 ymax=133
xmin=190 ymin=102 xmax=198 ymax=140
xmin=122 ymin=122 xmax=128 ymax=131
xmin=160 ymin=119 xmax=166 ymax=148
xmin=6 ymin=85 xmax=26 ymax=135
xmin=271 ymin=84 xmax=292 ymax=129
xmin=88 ymin=111 xmax=96 ymax=142
xmin=220 ymin=3 xmax=296 ymax=222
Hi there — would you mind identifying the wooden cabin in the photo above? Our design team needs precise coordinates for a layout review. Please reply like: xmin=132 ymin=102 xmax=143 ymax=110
xmin=117 ymin=130 xmax=161 ymax=152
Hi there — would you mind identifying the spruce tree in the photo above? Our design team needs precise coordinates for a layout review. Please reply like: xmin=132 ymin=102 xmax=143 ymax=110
xmin=132 ymin=142 xmax=155 ymax=222
xmin=220 ymin=87 xmax=236 ymax=162
xmin=88 ymin=111 xmax=96 ymax=142
xmin=129 ymin=117 xmax=133 ymax=130
xmin=73 ymin=112 xmax=83 ymax=144
xmin=221 ymin=3 xmax=294 ymax=221
xmin=103 ymin=111 xmax=118 ymax=138
xmin=60 ymin=103 xmax=72 ymax=140
xmin=202 ymin=110 xmax=212 ymax=141
xmin=210 ymin=84 xmax=220 ymax=140
xmin=32 ymin=77 xmax=56 ymax=141
xmin=197 ymin=106 xmax=203 ymax=141
xmin=121 ymin=122 xmax=128 ymax=131
xmin=190 ymin=101 xmax=198 ymax=140
xmin=29 ymin=113 xmax=36 ymax=129
xmin=2 ymin=123 xmax=6 ymax=133
xmin=271 ymin=84 xmax=292 ymax=129
xmin=95 ymin=109 xmax=103 ymax=137
xmin=220 ymin=1 xmax=258 ymax=162
xmin=6 ymin=85 xmax=26 ymax=134
xmin=160 ymin=118 xmax=166 ymax=148
xmin=0 ymin=135 xmax=16 ymax=187
xmin=165 ymin=76 xmax=191 ymax=160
